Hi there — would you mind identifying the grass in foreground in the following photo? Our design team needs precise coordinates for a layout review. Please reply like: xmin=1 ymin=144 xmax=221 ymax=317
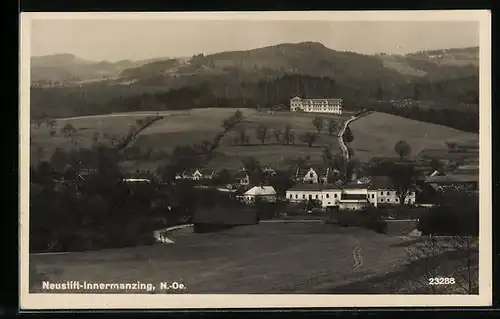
xmin=30 ymin=223 xmax=411 ymax=294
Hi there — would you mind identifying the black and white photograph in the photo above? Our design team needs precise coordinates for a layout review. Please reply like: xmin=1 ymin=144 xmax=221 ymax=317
xmin=19 ymin=11 xmax=492 ymax=309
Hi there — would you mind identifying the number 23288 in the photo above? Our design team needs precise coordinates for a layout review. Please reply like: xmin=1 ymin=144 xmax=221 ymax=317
xmin=428 ymin=277 xmax=456 ymax=285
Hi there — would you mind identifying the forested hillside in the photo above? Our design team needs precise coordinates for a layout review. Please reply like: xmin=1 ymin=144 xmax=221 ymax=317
xmin=30 ymin=42 xmax=479 ymax=132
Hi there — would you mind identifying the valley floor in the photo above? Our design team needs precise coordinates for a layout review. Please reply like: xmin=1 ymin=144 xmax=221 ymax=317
xmin=29 ymin=223 xmax=473 ymax=294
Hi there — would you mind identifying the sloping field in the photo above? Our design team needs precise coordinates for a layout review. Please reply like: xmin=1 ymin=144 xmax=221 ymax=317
xmin=30 ymin=116 xmax=142 ymax=162
xmin=30 ymin=108 xmax=478 ymax=171
xmin=30 ymin=223 xmax=410 ymax=294
xmin=348 ymin=112 xmax=478 ymax=162
xmin=131 ymin=108 xmax=346 ymax=169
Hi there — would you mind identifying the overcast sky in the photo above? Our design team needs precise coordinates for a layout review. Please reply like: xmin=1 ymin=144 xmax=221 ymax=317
xmin=30 ymin=19 xmax=479 ymax=61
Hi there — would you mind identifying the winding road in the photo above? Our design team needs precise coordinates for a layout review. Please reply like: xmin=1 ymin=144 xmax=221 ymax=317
xmin=336 ymin=110 xmax=373 ymax=177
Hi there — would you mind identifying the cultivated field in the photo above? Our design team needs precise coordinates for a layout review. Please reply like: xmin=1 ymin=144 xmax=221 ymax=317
xmin=348 ymin=112 xmax=479 ymax=162
xmin=30 ymin=223 xmax=412 ymax=294
xmin=30 ymin=108 xmax=479 ymax=170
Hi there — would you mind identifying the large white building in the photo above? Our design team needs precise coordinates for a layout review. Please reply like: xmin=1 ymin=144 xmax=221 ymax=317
xmin=285 ymin=176 xmax=416 ymax=211
xmin=290 ymin=96 xmax=343 ymax=115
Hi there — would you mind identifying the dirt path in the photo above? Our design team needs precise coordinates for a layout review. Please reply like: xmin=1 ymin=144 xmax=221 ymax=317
xmin=336 ymin=110 xmax=372 ymax=177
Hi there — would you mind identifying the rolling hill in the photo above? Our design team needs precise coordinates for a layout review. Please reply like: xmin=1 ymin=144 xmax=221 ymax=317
xmin=376 ymin=47 xmax=479 ymax=82
xmin=30 ymin=108 xmax=478 ymax=172
xmin=30 ymin=54 xmax=171 ymax=85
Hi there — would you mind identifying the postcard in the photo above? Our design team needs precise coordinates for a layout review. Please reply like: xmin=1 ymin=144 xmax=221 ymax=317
xmin=19 ymin=10 xmax=492 ymax=309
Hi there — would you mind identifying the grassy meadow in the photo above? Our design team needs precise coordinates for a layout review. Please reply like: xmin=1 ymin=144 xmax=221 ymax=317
xmin=30 ymin=223 xmax=411 ymax=294
xmin=349 ymin=112 xmax=479 ymax=162
xmin=30 ymin=107 xmax=479 ymax=172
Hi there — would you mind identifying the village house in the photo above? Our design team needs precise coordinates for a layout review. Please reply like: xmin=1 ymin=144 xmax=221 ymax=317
xmin=289 ymin=96 xmax=343 ymax=115
xmin=233 ymin=169 xmax=250 ymax=186
xmin=425 ymin=173 xmax=478 ymax=193
xmin=177 ymin=168 xmax=215 ymax=181
xmin=285 ymin=175 xmax=416 ymax=210
xmin=242 ymin=185 xmax=277 ymax=204
xmin=294 ymin=166 xmax=339 ymax=184
xmin=286 ymin=184 xmax=334 ymax=204
xmin=262 ymin=166 xmax=277 ymax=178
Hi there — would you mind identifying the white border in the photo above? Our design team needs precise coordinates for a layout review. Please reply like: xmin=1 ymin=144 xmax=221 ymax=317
xmin=19 ymin=10 xmax=492 ymax=309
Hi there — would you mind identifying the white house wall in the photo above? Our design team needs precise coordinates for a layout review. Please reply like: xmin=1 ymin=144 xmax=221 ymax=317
xmin=376 ymin=189 xmax=416 ymax=205
xmin=286 ymin=188 xmax=416 ymax=208
xmin=321 ymin=190 xmax=342 ymax=207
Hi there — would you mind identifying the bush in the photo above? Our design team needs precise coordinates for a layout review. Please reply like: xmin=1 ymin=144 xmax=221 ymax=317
xmin=335 ymin=208 xmax=388 ymax=234
xmin=418 ymin=191 xmax=478 ymax=236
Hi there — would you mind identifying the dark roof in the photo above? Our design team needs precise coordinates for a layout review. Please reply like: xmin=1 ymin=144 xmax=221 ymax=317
xmin=183 ymin=168 xmax=214 ymax=176
xmin=199 ymin=168 xmax=215 ymax=176
xmin=287 ymin=183 xmax=340 ymax=192
xmin=342 ymin=182 xmax=370 ymax=189
xmin=233 ymin=170 xmax=249 ymax=179
xmin=296 ymin=165 xmax=330 ymax=177
xmin=341 ymin=194 xmax=368 ymax=200
xmin=426 ymin=175 xmax=478 ymax=184
xmin=368 ymin=176 xmax=395 ymax=190
xmin=192 ymin=206 xmax=257 ymax=225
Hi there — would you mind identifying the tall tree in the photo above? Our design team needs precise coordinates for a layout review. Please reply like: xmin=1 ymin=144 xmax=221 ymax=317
xmin=312 ymin=116 xmax=324 ymax=134
xmin=342 ymin=127 xmax=354 ymax=143
xmin=389 ymin=163 xmax=417 ymax=205
xmin=394 ymin=140 xmax=412 ymax=160
xmin=233 ymin=109 xmax=244 ymax=123
xmin=272 ymin=129 xmax=281 ymax=144
xmin=255 ymin=124 xmax=268 ymax=145
xmin=300 ymin=132 xmax=318 ymax=148
xmin=238 ymin=129 xmax=247 ymax=145
xmin=327 ymin=119 xmax=338 ymax=136
xmin=283 ymin=124 xmax=293 ymax=145
xmin=241 ymin=156 xmax=262 ymax=185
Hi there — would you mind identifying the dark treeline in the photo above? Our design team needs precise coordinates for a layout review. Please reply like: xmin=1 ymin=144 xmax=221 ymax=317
xmin=30 ymin=145 xmax=244 ymax=253
xmin=31 ymin=73 xmax=478 ymax=132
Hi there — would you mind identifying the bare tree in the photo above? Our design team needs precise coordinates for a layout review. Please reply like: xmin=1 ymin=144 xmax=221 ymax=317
xmin=388 ymin=163 xmax=417 ymax=205
xmin=283 ymin=124 xmax=293 ymax=145
xmin=196 ymin=140 xmax=212 ymax=155
xmin=289 ymin=131 xmax=295 ymax=145
xmin=300 ymin=132 xmax=318 ymax=148
xmin=342 ymin=127 xmax=354 ymax=143
xmin=233 ymin=109 xmax=244 ymax=123
xmin=272 ymin=129 xmax=281 ymax=144
xmin=312 ymin=116 xmax=324 ymax=134
xmin=327 ymin=119 xmax=338 ymax=136
xmin=238 ymin=129 xmax=247 ymax=145
xmin=401 ymin=236 xmax=478 ymax=294
xmin=61 ymin=123 xmax=77 ymax=137
xmin=395 ymin=140 xmax=412 ymax=160
xmin=92 ymin=132 xmax=100 ymax=144
xmin=255 ymin=124 xmax=268 ymax=145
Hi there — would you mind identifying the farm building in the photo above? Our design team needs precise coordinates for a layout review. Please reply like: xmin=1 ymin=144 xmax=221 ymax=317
xmin=243 ymin=186 xmax=277 ymax=204
xmin=294 ymin=166 xmax=339 ymax=184
xmin=177 ymin=168 xmax=215 ymax=181
xmin=285 ymin=176 xmax=416 ymax=210
xmin=425 ymin=174 xmax=478 ymax=192
xmin=338 ymin=193 xmax=369 ymax=211
xmin=233 ymin=169 xmax=250 ymax=186
xmin=289 ymin=96 xmax=343 ymax=115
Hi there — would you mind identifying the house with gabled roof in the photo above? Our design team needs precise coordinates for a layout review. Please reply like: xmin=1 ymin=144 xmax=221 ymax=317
xmin=178 ymin=168 xmax=215 ymax=181
xmin=294 ymin=165 xmax=340 ymax=184
xmin=285 ymin=175 xmax=416 ymax=210
xmin=243 ymin=185 xmax=277 ymax=204
xmin=233 ymin=169 xmax=250 ymax=186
